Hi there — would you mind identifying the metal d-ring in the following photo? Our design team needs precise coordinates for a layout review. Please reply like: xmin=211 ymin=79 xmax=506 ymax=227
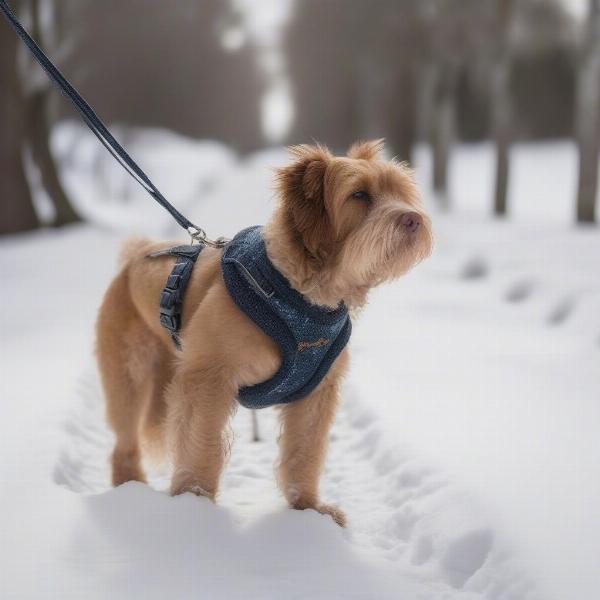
xmin=187 ymin=226 xmax=229 ymax=249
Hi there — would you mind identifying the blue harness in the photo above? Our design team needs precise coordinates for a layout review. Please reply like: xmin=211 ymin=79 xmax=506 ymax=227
xmin=221 ymin=226 xmax=352 ymax=409
xmin=153 ymin=226 xmax=351 ymax=409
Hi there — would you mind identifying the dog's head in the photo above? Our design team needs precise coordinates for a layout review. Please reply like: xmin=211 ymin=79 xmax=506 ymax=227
xmin=274 ymin=140 xmax=433 ymax=304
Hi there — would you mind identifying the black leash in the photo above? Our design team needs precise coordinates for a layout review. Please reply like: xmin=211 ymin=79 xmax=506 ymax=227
xmin=0 ymin=0 xmax=226 ymax=246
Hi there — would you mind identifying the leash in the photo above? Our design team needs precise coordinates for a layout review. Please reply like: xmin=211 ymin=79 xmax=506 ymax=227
xmin=0 ymin=0 xmax=227 ymax=248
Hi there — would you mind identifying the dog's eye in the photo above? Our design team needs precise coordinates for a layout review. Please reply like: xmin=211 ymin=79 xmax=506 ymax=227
xmin=351 ymin=190 xmax=371 ymax=202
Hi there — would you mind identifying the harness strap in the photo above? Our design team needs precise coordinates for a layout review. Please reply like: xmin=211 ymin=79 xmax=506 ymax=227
xmin=149 ymin=244 xmax=205 ymax=350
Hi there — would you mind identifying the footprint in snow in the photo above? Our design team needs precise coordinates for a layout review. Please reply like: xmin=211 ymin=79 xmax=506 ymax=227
xmin=460 ymin=256 xmax=489 ymax=280
xmin=547 ymin=297 xmax=575 ymax=325
xmin=411 ymin=534 xmax=434 ymax=566
xmin=441 ymin=529 xmax=494 ymax=589
xmin=390 ymin=505 xmax=420 ymax=541
xmin=505 ymin=280 xmax=535 ymax=303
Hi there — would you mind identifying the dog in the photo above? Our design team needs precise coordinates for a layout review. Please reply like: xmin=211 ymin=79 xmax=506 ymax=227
xmin=96 ymin=139 xmax=433 ymax=527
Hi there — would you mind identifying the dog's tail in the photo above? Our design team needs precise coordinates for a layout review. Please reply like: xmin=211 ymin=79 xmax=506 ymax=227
xmin=118 ymin=235 xmax=154 ymax=267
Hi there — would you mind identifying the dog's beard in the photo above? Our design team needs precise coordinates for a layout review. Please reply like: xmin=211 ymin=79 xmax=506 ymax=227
xmin=337 ymin=205 xmax=432 ymax=289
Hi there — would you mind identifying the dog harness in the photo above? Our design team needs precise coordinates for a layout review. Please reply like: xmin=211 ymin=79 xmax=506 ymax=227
xmin=150 ymin=244 xmax=205 ymax=350
xmin=222 ymin=226 xmax=352 ymax=409
xmin=153 ymin=226 xmax=352 ymax=409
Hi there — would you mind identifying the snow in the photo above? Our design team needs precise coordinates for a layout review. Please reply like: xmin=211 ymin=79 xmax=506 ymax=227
xmin=1 ymin=124 xmax=599 ymax=599
xmin=414 ymin=141 xmax=583 ymax=224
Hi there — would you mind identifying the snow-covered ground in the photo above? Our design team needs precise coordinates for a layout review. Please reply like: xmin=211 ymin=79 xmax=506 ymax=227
xmin=1 ymin=125 xmax=599 ymax=599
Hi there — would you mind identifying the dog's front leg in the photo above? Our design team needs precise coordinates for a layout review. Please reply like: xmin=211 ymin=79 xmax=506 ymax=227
xmin=167 ymin=365 xmax=236 ymax=501
xmin=277 ymin=374 xmax=346 ymax=527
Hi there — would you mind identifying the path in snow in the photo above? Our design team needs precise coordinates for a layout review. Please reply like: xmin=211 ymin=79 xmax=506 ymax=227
xmin=55 ymin=368 xmax=540 ymax=600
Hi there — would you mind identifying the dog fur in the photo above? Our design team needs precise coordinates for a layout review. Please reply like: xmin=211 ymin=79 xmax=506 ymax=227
xmin=96 ymin=140 xmax=433 ymax=527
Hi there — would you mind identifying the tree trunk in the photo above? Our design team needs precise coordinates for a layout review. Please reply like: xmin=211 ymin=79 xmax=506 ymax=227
xmin=432 ymin=62 xmax=458 ymax=207
xmin=575 ymin=0 xmax=600 ymax=224
xmin=492 ymin=0 xmax=514 ymax=217
xmin=385 ymin=65 xmax=417 ymax=164
xmin=0 ymin=0 xmax=40 ymax=234
xmin=27 ymin=0 xmax=80 ymax=227
xmin=492 ymin=59 xmax=511 ymax=216
xmin=27 ymin=90 xmax=80 ymax=226
xmin=356 ymin=57 xmax=416 ymax=163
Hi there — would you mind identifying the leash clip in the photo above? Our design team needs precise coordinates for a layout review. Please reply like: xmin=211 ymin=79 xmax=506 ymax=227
xmin=187 ymin=226 xmax=229 ymax=249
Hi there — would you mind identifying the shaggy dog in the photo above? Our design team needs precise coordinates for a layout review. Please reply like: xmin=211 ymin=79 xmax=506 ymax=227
xmin=96 ymin=139 xmax=433 ymax=526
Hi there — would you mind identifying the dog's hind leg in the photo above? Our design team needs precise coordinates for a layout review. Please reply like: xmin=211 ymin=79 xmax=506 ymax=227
xmin=96 ymin=267 xmax=161 ymax=486
xmin=140 ymin=345 xmax=175 ymax=460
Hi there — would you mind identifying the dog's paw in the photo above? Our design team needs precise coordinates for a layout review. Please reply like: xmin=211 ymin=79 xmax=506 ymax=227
xmin=170 ymin=470 xmax=216 ymax=501
xmin=170 ymin=481 xmax=216 ymax=501
xmin=292 ymin=501 xmax=347 ymax=527
xmin=111 ymin=449 xmax=146 ymax=487
xmin=316 ymin=503 xmax=347 ymax=527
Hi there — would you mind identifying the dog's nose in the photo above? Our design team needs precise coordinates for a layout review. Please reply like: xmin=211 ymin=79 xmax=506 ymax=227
xmin=400 ymin=212 xmax=421 ymax=233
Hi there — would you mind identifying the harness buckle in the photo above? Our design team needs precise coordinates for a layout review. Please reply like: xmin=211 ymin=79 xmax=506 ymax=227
xmin=187 ymin=226 xmax=229 ymax=249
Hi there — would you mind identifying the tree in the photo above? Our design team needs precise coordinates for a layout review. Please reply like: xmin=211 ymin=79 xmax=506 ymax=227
xmin=26 ymin=0 xmax=80 ymax=226
xmin=431 ymin=59 xmax=459 ymax=203
xmin=283 ymin=0 xmax=363 ymax=152
xmin=0 ymin=0 xmax=80 ymax=233
xmin=492 ymin=0 xmax=515 ymax=216
xmin=575 ymin=0 xmax=600 ymax=223
xmin=362 ymin=1 xmax=424 ymax=163
xmin=424 ymin=0 xmax=496 ymax=206
xmin=284 ymin=0 xmax=425 ymax=160
xmin=0 ymin=0 xmax=39 ymax=234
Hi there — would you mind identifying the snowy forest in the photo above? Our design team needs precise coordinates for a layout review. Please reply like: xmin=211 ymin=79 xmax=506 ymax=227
xmin=1 ymin=1 xmax=599 ymax=600
xmin=1 ymin=0 xmax=598 ymax=233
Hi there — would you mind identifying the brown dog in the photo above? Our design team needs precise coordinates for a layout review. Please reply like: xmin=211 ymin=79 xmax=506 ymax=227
xmin=96 ymin=140 xmax=432 ymax=526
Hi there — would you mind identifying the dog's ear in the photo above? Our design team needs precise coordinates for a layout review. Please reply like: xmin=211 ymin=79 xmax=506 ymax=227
xmin=276 ymin=144 xmax=333 ymax=259
xmin=347 ymin=139 xmax=385 ymax=161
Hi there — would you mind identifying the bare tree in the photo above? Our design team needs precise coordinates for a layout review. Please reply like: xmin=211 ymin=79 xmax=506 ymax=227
xmin=431 ymin=60 xmax=459 ymax=203
xmin=381 ymin=63 xmax=419 ymax=162
xmin=283 ymin=0 xmax=362 ymax=151
xmin=0 ymin=0 xmax=39 ymax=234
xmin=284 ymin=0 xmax=424 ymax=160
xmin=492 ymin=0 xmax=515 ymax=216
xmin=425 ymin=0 xmax=495 ymax=206
xmin=575 ymin=0 xmax=600 ymax=223
xmin=26 ymin=0 xmax=80 ymax=226
xmin=364 ymin=1 xmax=424 ymax=163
